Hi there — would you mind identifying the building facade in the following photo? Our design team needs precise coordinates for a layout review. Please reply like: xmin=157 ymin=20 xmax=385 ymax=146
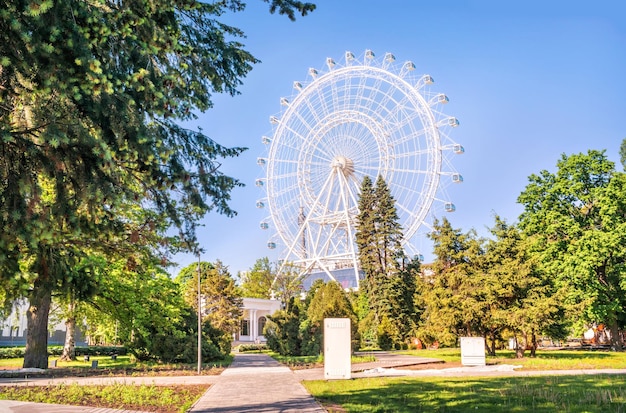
xmin=0 ymin=299 xmax=86 ymax=347
xmin=236 ymin=298 xmax=281 ymax=344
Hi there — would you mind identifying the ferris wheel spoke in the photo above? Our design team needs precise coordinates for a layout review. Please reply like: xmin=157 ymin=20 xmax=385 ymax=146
xmin=391 ymin=148 xmax=433 ymax=160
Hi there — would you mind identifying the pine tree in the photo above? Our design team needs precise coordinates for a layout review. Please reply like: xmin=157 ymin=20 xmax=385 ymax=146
xmin=417 ymin=217 xmax=482 ymax=347
xmin=301 ymin=281 xmax=358 ymax=355
xmin=355 ymin=175 xmax=416 ymax=348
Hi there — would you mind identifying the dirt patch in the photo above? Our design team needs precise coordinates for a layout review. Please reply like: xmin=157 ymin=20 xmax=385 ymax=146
xmin=317 ymin=398 xmax=348 ymax=413
xmin=397 ymin=361 xmax=464 ymax=370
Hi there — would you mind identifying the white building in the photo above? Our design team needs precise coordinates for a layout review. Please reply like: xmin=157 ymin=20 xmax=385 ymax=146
xmin=236 ymin=298 xmax=281 ymax=344
xmin=0 ymin=299 xmax=86 ymax=346
xmin=2 ymin=297 xmax=281 ymax=348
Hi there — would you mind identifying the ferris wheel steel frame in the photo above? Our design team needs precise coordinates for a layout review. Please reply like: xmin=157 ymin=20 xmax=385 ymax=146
xmin=258 ymin=50 xmax=463 ymax=289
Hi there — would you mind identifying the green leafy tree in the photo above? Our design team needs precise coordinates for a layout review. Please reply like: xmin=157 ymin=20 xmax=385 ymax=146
xmin=272 ymin=261 xmax=304 ymax=306
xmin=82 ymin=259 xmax=207 ymax=362
xmin=518 ymin=150 xmax=626 ymax=350
xmin=620 ymin=138 xmax=626 ymax=170
xmin=239 ymin=257 xmax=274 ymax=299
xmin=0 ymin=0 xmax=314 ymax=368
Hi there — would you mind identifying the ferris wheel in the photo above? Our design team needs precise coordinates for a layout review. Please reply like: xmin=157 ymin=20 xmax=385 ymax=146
xmin=256 ymin=50 xmax=463 ymax=289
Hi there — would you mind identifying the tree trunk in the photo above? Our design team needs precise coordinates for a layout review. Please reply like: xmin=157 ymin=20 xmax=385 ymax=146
xmin=529 ymin=330 xmax=537 ymax=357
xmin=515 ymin=333 xmax=526 ymax=359
xmin=23 ymin=283 xmax=52 ymax=369
xmin=609 ymin=320 xmax=623 ymax=351
xmin=60 ymin=301 xmax=76 ymax=361
xmin=488 ymin=331 xmax=497 ymax=356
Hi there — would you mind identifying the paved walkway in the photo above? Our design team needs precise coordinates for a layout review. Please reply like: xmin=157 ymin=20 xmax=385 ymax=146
xmin=189 ymin=353 xmax=324 ymax=412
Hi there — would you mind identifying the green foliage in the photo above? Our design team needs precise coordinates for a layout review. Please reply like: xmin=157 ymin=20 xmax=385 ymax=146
xmin=79 ymin=261 xmax=220 ymax=363
xmin=239 ymin=257 xmax=274 ymax=299
xmin=620 ymin=138 xmax=626 ymax=170
xmin=264 ymin=298 xmax=302 ymax=356
xmin=417 ymin=216 xmax=568 ymax=357
xmin=355 ymin=175 xmax=415 ymax=349
xmin=302 ymin=281 xmax=359 ymax=355
xmin=518 ymin=150 xmax=626 ymax=350
xmin=234 ymin=343 xmax=268 ymax=352
xmin=0 ymin=0 xmax=314 ymax=368
xmin=176 ymin=260 xmax=243 ymax=338
xmin=481 ymin=216 xmax=567 ymax=357
xmin=417 ymin=217 xmax=481 ymax=347
xmin=272 ymin=261 xmax=304 ymax=306
xmin=0 ymin=346 xmax=126 ymax=359
xmin=0 ymin=383 xmax=208 ymax=413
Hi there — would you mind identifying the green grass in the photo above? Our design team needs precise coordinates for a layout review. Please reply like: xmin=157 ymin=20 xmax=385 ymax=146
xmin=401 ymin=348 xmax=626 ymax=370
xmin=304 ymin=374 xmax=626 ymax=413
xmin=267 ymin=347 xmax=626 ymax=371
xmin=0 ymin=355 xmax=232 ymax=375
xmin=0 ymin=383 xmax=208 ymax=413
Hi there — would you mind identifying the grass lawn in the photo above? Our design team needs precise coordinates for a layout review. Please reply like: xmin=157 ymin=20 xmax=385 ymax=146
xmin=403 ymin=348 xmax=626 ymax=370
xmin=0 ymin=355 xmax=231 ymax=376
xmin=0 ymin=355 xmax=224 ymax=412
xmin=304 ymin=374 xmax=626 ymax=413
xmin=0 ymin=383 xmax=208 ymax=413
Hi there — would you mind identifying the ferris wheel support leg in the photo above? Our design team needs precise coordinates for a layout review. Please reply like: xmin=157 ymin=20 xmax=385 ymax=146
xmin=280 ymin=170 xmax=337 ymax=263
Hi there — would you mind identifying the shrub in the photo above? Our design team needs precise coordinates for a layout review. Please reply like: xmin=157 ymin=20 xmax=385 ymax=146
xmin=234 ymin=343 xmax=267 ymax=352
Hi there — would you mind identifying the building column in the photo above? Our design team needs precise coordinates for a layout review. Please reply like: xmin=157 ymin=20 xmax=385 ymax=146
xmin=250 ymin=309 xmax=257 ymax=342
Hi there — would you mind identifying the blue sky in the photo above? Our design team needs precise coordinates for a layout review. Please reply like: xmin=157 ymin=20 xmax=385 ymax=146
xmin=171 ymin=1 xmax=625 ymax=277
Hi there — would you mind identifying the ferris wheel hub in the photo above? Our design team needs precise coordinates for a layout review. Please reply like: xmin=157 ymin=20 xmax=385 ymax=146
xmin=331 ymin=155 xmax=355 ymax=178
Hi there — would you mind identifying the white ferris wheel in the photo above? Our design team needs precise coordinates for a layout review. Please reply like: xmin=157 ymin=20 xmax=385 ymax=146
xmin=256 ymin=50 xmax=464 ymax=289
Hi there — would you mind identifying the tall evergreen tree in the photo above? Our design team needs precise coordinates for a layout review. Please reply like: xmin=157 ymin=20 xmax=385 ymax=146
xmin=0 ymin=0 xmax=314 ymax=367
xmin=417 ymin=217 xmax=482 ymax=347
xmin=355 ymin=176 xmax=377 ymax=284
xmin=481 ymin=216 xmax=567 ymax=357
xmin=177 ymin=260 xmax=243 ymax=339
xmin=355 ymin=175 xmax=415 ymax=348
xmin=301 ymin=281 xmax=358 ymax=355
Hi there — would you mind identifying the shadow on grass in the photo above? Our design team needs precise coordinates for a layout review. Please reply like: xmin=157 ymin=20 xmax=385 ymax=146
xmin=0 ymin=355 xmax=232 ymax=378
xmin=491 ymin=350 xmax=614 ymax=360
xmin=308 ymin=375 xmax=626 ymax=413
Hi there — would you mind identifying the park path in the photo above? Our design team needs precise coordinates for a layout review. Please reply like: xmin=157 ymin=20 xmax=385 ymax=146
xmin=188 ymin=352 xmax=324 ymax=412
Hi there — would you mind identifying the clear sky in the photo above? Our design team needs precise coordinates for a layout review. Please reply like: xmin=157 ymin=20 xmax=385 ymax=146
xmin=171 ymin=0 xmax=626 ymax=278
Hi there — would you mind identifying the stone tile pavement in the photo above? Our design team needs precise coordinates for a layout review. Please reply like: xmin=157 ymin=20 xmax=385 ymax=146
xmin=188 ymin=353 xmax=324 ymax=412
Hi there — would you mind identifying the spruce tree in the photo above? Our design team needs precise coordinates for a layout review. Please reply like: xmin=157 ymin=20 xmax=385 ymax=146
xmin=0 ymin=0 xmax=314 ymax=367
xmin=355 ymin=175 xmax=416 ymax=348
xmin=356 ymin=175 xmax=377 ymax=291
